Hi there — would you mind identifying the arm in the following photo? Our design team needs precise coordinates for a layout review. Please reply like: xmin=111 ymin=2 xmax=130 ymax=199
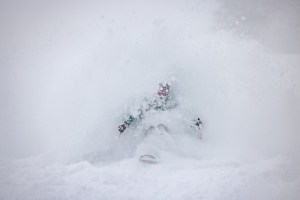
xmin=194 ymin=118 xmax=203 ymax=139
xmin=118 ymin=115 xmax=135 ymax=134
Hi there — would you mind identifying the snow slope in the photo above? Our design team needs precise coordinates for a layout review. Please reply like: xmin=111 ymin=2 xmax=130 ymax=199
xmin=1 ymin=0 xmax=300 ymax=199
xmin=1 ymin=153 xmax=299 ymax=200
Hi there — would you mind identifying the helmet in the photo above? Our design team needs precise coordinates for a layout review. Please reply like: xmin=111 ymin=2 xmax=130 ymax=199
xmin=157 ymin=83 xmax=170 ymax=97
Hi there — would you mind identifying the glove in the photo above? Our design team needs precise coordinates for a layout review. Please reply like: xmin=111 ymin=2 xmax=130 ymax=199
xmin=118 ymin=123 xmax=127 ymax=134
xmin=195 ymin=118 xmax=203 ymax=129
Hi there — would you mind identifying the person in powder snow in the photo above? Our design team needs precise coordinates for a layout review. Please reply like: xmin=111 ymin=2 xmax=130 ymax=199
xmin=118 ymin=82 xmax=203 ymax=135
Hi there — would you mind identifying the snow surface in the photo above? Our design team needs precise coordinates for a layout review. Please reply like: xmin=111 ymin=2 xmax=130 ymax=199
xmin=1 ymin=0 xmax=300 ymax=199
xmin=1 ymin=153 xmax=299 ymax=200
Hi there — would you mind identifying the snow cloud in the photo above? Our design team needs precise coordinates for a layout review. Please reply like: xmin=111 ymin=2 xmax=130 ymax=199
xmin=0 ymin=0 xmax=299 ymax=199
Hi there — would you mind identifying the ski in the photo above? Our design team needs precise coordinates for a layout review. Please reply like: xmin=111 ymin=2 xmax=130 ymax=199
xmin=139 ymin=155 xmax=158 ymax=164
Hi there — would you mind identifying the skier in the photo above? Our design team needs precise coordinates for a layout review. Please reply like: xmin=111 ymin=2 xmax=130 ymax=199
xmin=118 ymin=82 xmax=202 ymax=135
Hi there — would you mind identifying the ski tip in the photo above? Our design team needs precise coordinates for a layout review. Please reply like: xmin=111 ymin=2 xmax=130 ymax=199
xmin=139 ymin=155 xmax=158 ymax=164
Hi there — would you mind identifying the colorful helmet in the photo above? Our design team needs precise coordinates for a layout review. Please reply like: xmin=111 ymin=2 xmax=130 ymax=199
xmin=157 ymin=83 xmax=170 ymax=97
